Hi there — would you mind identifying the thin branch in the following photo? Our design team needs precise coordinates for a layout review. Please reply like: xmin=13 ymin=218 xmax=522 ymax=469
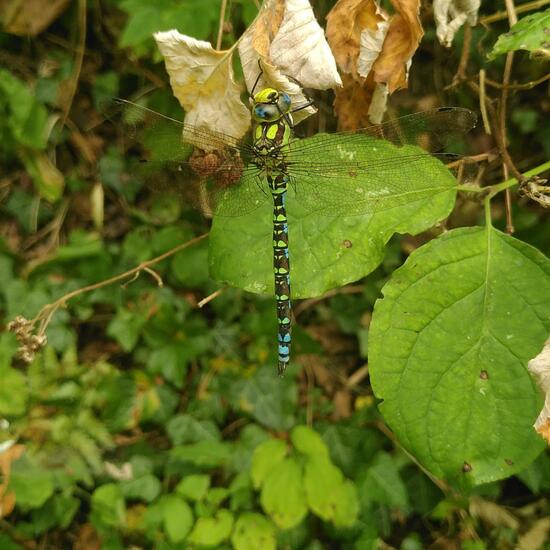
xmin=30 ymin=233 xmax=208 ymax=336
xmin=484 ymin=73 xmax=550 ymax=90
xmin=216 ymin=0 xmax=228 ymax=50
xmin=478 ymin=70 xmax=491 ymax=135
xmin=198 ymin=288 xmax=225 ymax=308
xmin=500 ymin=0 xmax=519 ymax=234
xmin=59 ymin=0 xmax=87 ymax=131
xmin=452 ymin=24 xmax=472 ymax=85
xmin=479 ymin=0 xmax=550 ymax=25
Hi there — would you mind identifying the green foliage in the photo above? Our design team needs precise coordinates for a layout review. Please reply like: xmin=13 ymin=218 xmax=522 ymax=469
xmin=118 ymin=0 xmax=222 ymax=58
xmin=488 ymin=9 xmax=550 ymax=60
xmin=210 ymin=142 xmax=457 ymax=298
xmin=370 ymin=227 xmax=549 ymax=488
xmin=1 ymin=0 xmax=549 ymax=548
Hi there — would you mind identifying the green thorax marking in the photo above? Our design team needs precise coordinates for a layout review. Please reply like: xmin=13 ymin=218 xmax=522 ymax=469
xmin=251 ymin=88 xmax=292 ymax=165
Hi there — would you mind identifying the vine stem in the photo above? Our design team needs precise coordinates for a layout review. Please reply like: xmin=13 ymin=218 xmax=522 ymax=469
xmin=482 ymin=160 xmax=550 ymax=228
xmin=456 ymin=160 xmax=550 ymax=195
xmin=30 ymin=233 xmax=208 ymax=336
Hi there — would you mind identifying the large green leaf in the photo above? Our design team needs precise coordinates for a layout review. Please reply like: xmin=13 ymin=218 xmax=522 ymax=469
xmin=251 ymin=438 xmax=288 ymax=489
xmin=161 ymin=494 xmax=193 ymax=543
xmin=9 ymin=467 xmax=54 ymax=510
xmin=210 ymin=140 xmax=457 ymax=298
xmin=260 ymin=457 xmax=308 ymax=529
xmin=90 ymin=484 xmax=126 ymax=530
xmin=488 ymin=9 xmax=550 ymax=60
xmin=0 ymin=367 xmax=28 ymax=416
xmin=187 ymin=508 xmax=234 ymax=547
xmin=303 ymin=456 xmax=359 ymax=527
xmin=0 ymin=68 xmax=48 ymax=150
xmin=369 ymin=226 xmax=549 ymax=488
xmin=290 ymin=425 xmax=329 ymax=459
xmin=231 ymin=512 xmax=277 ymax=550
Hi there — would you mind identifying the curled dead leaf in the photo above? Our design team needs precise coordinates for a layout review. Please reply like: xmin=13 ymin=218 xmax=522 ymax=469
xmin=154 ymin=31 xmax=250 ymax=143
xmin=372 ymin=0 xmax=423 ymax=93
xmin=528 ymin=337 xmax=550 ymax=443
xmin=239 ymin=0 xmax=341 ymax=123
xmin=0 ymin=442 xmax=25 ymax=518
xmin=327 ymin=0 xmax=423 ymax=128
xmin=434 ymin=0 xmax=480 ymax=48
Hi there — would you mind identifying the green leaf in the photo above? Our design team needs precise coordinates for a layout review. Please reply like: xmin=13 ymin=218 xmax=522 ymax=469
xmin=210 ymin=141 xmax=457 ymax=298
xmin=147 ymin=345 xmax=187 ymax=388
xmin=358 ymin=452 xmax=410 ymax=509
xmin=291 ymin=425 xmax=329 ymax=459
xmin=107 ymin=307 xmax=148 ymax=351
xmin=18 ymin=150 xmax=64 ymax=202
xmin=251 ymin=438 xmax=288 ymax=489
xmin=166 ymin=413 xmax=221 ymax=445
xmin=9 ymin=467 xmax=54 ymax=509
xmin=171 ymin=237 xmax=211 ymax=287
xmin=170 ymin=440 xmax=232 ymax=467
xmin=188 ymin=508 xmax=234 ymax=547
xmin=0 ymin=68 xmax=48 ymax=149
xmin=370 ymin=227 xmax=549 ymax=488
xmin=231 ymin=512 xmax=277 ymax=550
xmin=28 ymin=493 xmax=80 ymax=534
xmin=119 ymin=474 xmax=161 ymax=502
xmin=0 ymin=367 xmax=28 ymax=416
xmin=303 ymin=456 xmax=359 ymax=527
xmin=176 ymin=474 xmax=211 ymax=501
xmin=0 ymin=534 xmax=24 ymax=550
xmin=229 ymin=365 xmax=297 ymax=430
xmin=488 ymin=9 xmax=550 ymax=60
xmin=161 ymin=494 xmax=193 ymax=543
xmin=90 ymin=484 xmax=126 ymax=529
xmin=260 ymin=457 xmax=308 ymax=529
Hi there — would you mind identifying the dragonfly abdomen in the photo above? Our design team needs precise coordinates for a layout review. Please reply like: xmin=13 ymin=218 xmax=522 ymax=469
xmin=269 ymin=171 xmax=291 ymax=376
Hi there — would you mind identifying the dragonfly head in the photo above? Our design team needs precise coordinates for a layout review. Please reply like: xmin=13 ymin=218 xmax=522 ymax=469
xmin=252 ymin=88 xmax=291 ymax=122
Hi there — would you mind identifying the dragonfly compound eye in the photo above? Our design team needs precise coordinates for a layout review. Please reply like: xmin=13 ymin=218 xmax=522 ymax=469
xmin=278 ymin=92 xmax=291 ymax=113
xmin=253 ymin=103 xmax=280 ymax=121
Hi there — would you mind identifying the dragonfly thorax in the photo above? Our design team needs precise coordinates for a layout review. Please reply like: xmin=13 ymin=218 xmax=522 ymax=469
xmin=252 ymin=88 xmax=291 ymax=122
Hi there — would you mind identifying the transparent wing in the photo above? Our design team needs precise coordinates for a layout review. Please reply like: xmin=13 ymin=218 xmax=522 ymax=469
xmin=113 ymin=98 xmax=250 ymax=152
xmin=108 ymin=99 xmax=268 ymax=217
xmin=287 ymin=107 xmax=477 ymax=157
xmin=285 ymin=132 xmax=459 ymax=215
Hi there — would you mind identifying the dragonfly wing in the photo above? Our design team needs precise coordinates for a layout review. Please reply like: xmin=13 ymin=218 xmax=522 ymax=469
xmin=288 ymin=107 xmax=477 ymax=155
xmin=285 ymin=132 xmax=458 ymax=216
xmin=108 ymin=99 xmax=266 ymax=217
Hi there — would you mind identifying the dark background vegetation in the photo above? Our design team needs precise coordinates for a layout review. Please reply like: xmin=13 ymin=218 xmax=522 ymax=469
xmin=0 ymin=0 xmax=549 ymax=548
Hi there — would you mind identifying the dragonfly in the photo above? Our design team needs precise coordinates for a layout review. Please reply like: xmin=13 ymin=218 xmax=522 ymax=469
xmin=115 ymin=88 xmax=476 ymax=376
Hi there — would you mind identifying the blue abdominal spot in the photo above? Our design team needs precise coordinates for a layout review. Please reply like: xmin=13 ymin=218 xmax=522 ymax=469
xmin=278 ymin=344 xmax=290 ymax=355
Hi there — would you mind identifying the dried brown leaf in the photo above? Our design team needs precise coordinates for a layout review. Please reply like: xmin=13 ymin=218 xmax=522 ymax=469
xmin=0 ymin=0 xmax=70 ymax=36
xmin=528 ymin=337 xmax=550 ymax=443
xmin=326 ymin=0 xmax=387 ymax=78
xmin=372 ymin=0 xmax=423 ymax=93
xmin=0 ymin=443 xmax=25 ymax=518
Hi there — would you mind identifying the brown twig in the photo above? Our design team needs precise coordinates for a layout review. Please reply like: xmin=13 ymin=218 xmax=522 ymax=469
xmin=59 ymin=0 xmax=87 ymax=131
xmin=500 ymin=0 xmax=519 ymax=234
xmin=484 ymin=73 xmax=550 ymax=90
xmin=452 ymin=24 xmax=472 ymax=85
xmin=478 ymin=70 xmax=491 ymax=135
xmin=198 ymin=288 xmax=225 ymax=308
xmin=216 ymin=0 xmax=228 ymax=50
xmin=479 ymin=0 xmax=549 ymax=25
